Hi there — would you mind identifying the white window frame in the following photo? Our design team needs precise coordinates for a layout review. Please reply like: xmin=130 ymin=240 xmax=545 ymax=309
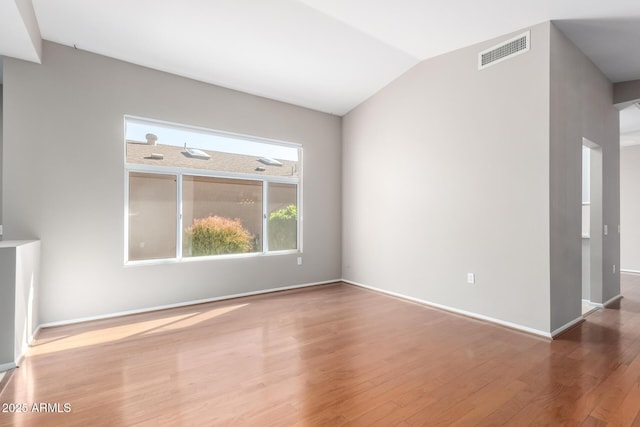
xmin=124 ymin=117 xmax=302 ymax=265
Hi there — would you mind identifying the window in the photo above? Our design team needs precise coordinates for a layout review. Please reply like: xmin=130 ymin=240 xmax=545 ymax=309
xmin=268 ymin=183 xmax=298 ymax=251
xmin=124 ymin=117 xmax=301 ymax=263
xmin=182 ymin=176 xmax=263 ymax=257
xmin=128 ymin=172 xmax=177 ymax=261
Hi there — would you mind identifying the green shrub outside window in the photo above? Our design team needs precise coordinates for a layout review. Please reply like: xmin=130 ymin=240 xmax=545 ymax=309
xmin=268 ymin=205 xmax=297 ymax=251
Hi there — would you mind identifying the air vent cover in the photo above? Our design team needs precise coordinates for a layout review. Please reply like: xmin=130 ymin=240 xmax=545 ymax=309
xmin=478 ymin=31 xmax=530 ymax=70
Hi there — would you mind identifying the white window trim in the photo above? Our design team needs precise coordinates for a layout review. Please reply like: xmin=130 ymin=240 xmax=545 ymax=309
xmin=124 ymin=118 xmax=302 ymax=266
xmin=263 ymin=181 xmax=270 ymax=253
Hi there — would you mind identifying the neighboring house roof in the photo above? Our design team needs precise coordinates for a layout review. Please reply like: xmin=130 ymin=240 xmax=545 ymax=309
xmin=126 ymin=141 xmax=299 ymax=178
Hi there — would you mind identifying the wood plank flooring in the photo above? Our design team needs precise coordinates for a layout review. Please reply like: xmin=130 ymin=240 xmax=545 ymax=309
xmin=2 ymin=275 xmax=640 ymax=426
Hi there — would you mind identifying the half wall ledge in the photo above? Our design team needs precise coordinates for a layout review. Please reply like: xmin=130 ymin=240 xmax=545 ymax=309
xmin=0 ymin=240 xmax=41 ymax=371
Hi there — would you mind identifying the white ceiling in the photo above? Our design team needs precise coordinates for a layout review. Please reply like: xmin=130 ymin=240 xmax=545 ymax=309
xmin=1 ymin=0 xmax=640 ymax=116
xmin=0 ymin=0 xmax=41 ymax=63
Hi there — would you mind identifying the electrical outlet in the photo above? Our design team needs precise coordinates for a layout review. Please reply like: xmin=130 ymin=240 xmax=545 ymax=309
xmin=613 ymin=264 xmax=616 ymax=274
xmin=467 ymin=273 xmax=475 ymax=284
xmin=297 ymin=257 xmax=303 ymax=266
xmin=604 ymin=224 xmax=608 ymax=235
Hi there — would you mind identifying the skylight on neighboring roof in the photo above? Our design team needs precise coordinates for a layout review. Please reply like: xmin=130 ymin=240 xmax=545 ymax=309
xmin=125 ymin=117 xmax=299 ymax=161
xmin=259 ymin=157 xmax=283 ymax=166
xmin=124 ymin=116 xmax=301 ymax=178
xmin=184 ymin=148 xmax=211 ymax=159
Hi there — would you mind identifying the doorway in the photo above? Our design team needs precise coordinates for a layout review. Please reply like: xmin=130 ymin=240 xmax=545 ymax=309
xmin=582 ymin=138 xmax=603 ymax=314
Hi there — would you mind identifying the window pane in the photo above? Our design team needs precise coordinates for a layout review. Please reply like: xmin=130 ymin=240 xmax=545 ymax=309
xmin=268 ymin=183 xmax=298 ymax=251
xmin=125 ymin=118 xmax=299 ymax=178
xmin=183 ymin=176 xmax=262 ymax=257
xmin=128 ymin=172 xmax=177 ymax=261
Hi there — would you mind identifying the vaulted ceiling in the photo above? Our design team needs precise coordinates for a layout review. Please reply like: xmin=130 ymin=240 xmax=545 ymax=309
xmin=1 ymin=0 xmax=640 ymax=118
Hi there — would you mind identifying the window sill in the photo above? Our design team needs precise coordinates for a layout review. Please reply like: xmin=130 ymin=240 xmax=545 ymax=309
xmin=125 ymin=249 xmax=301 ymax=267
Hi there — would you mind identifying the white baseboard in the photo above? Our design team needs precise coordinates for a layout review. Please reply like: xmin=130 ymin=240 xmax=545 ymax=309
xmin=621 ymin=269 xmax=640 ymax=275
xmin=39 ymin=279 xmax=340 ymax=329
xmin=30 ymin=278 xmax=598 ymax=347
xmin=0 ymin=362 xmax=16 ymax=372
xmin=550 ymin=316 xmax=584 ymax=338
xmin=586 ymin=302 xmax=604 ymax=308
xmin=585 ymin=294 xmax=623 ymax=308
xmin=342 ymin=279 xmax=554 ymax=339
xmin=3 ymin=326 xmax=40 ymax=370
xmin=16 ymin=326 xmax=41 ymax=367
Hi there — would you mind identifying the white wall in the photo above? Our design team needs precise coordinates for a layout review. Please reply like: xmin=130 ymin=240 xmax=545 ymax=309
xmin=13 ymin=241 xmax=40 ymax=362
xmin=343 ymin=23 xmax=552 ymax=333
xmin=2 ymin=42 xmax=342 ymax=324
xmin=549 ymin=25 xmax=620 ymax=328
xmin=621 ymin=145 xmax=640 ymax=272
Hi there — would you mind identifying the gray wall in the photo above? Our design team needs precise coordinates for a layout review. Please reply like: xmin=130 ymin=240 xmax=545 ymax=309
xmin=0 ymin=83 xmax=3 ymax=231
xmin=343 ymin=21 xmax=620 ymax=335
xmin=549 ymin=25 xmax=620 ymax=330
xmin=621 ymin=145 xmax=640 ymax=272
xmin=3 ymin=42 xmax=342 ymax=324
xmin=343 ymin=23 xmax=552 ymax=333
xmin=0 ymin=244 xmax=15 ymax=366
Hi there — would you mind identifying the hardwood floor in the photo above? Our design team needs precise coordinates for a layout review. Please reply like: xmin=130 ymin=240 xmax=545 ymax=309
xmin=2 ymin=275 xmax=640 ymax=426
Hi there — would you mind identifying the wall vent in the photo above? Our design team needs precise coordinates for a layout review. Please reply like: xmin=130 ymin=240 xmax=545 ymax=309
xmin=478 ymin=31 xmax=530 ymax=70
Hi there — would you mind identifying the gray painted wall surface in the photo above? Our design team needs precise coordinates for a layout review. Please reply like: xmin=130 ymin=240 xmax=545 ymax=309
xmin=3 ymin=42 xmax=342 ymax=324
xmin=343 ymin=23 xmax=552 ymax=332
xmin=621 ymin=145 xmax=640 ymax=271
xmin=549 ymin=24 xmax=620 ymax=330
xmin=0 ymin=245 xmax=16 ymax=366
xmin=549 ymin=26 xmax=620 ymax=330
xmin=1 ymin=84 xmax=3 ymax=230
